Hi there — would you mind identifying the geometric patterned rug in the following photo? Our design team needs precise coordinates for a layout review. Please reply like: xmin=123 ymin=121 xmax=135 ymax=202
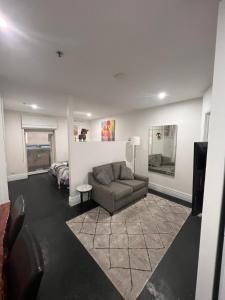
xmin=66 ymin=194 xmax=191 ymax=300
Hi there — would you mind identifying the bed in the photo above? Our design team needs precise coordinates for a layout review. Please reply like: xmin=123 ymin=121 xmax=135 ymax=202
xmin=49 ymin=161 xmax=69 ymax=188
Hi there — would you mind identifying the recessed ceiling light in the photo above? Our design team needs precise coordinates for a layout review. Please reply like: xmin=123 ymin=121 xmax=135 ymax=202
xmin=31 ymin=104 xmax=38 ymax=110
xmin=23 ymin=102 xmax=40 ymax=110
xmin=0 ymin=16 xmax=8 ymax=31
xmin=87 ymin=113 xmax=92 ymax=117
xmin=158 ymin=92 xmax=167 ymax=100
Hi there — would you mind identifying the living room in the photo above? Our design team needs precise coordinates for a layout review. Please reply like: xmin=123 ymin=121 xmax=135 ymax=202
xmin=0 ymin=1 xmax=225 ymax=300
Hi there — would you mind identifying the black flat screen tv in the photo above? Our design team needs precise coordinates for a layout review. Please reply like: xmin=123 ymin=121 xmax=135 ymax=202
xmin=192 ymin=142 xmax=208 ymax=216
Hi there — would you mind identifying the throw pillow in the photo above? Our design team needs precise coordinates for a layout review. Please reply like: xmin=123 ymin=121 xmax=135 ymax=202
xmin=93 ymin=164 xmax=114 ymax=181
xmin=149 ymin=154 xmax=162 ymax=167
xmin=161 ymin=156 xmax=171 ymax=166
xmin=112 ymin=161 xmax=126 ymax=180
xmin=120 ymin=165 xmax=134 ymax=180
xmin=96 ymin=169 xmax=112 ymax=185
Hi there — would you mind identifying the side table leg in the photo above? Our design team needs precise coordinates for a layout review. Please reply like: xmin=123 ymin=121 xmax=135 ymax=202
xmin=81 ymin=192 xmax=83 ymax=204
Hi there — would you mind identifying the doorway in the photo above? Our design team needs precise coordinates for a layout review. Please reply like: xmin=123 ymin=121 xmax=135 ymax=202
xmin=203 ymin=112 xmax=211 ymax=142
xmin=25 ymin=130 xmax=55 ymax=174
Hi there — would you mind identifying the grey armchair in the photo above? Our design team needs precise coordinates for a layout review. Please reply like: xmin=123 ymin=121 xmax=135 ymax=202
xmin=88 ymin=161 xmax=149 ymax=214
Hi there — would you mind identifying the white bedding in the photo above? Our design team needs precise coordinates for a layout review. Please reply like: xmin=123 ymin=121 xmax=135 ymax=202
xmin=49 ymin=161 xmax=69 ymax=188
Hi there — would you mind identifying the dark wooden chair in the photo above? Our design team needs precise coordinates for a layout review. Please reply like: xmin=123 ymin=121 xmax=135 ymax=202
xmin=6 ymin=227 xmax=44 ymax=300
xmin=4 ymin=195 xmax=25 ymax=253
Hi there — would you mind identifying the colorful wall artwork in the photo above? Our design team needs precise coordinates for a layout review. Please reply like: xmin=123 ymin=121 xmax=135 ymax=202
xmin=101 ymin=120 xmax=115 ymax=141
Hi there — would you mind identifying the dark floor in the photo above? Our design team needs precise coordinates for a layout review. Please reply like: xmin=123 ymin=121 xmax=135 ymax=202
xmin=138 ymin=215 xmax=201 ymax=300
xmin=138 ymin=189 xmax=201 ymax=300
xmin=8 ymin=174 xmax=123 ymax=300
xmin=8 ymin=174 xmax=201 ymax=300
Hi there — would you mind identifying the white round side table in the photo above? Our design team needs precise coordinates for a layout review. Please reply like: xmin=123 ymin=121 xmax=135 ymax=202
xmin=76 ymin=184 xmax=93 ymax=203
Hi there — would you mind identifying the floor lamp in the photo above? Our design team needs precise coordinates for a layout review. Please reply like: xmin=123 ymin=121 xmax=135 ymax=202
xmin=132 ymin=136 xmax=141 ymax=174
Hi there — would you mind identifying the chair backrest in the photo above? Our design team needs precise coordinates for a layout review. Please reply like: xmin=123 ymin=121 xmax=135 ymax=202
xmin=6 ymin=227 xmax=44 ymax=300
xmin=6 ymin=195 xmax=25 ymax=252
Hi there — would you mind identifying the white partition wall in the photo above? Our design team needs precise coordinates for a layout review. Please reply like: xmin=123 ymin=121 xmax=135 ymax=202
xmin=200 ymin=87 xmax=212 ymax=141
xmin=196 ymin=1 xmax=225 ymax=299
xmin=0 ymin=96 xmax=9 ymax=204
xmin=69 ymin=141 xmax=132 ymax=206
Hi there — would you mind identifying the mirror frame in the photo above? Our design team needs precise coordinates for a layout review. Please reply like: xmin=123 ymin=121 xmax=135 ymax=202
xmin=148 ymin=124 xmax=178 ymax=177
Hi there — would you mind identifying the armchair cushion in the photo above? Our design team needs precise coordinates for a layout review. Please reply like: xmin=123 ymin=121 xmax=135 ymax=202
xmin=112 ymin=161 xmax=126 ymax=180
xmin=107 ymin=182 xmax=133 ymax=201
xmin=95 ymin=169 xmax=112 ymax=185
xmin=161 ymin=156 xmax=171 ymax=165
xmin=93 ymin=164 xmax=114 ymax=181
xmin=120 ymin=165 xmax=134 ymax=180
xmin=149 ymin=154 xmax=162 ymax=167
xmin=117 ymin=179 xmax=146 ymax=192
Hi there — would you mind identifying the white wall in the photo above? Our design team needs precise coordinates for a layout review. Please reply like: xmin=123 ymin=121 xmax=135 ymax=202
xmin=91 ymin=98 xmax=202 ymax=201
xmin=69 ymin=141 xmax=132 ymax=206
xmin=195 ymin=1 xmax=225 ymax=299
xmin=91 ymin=114 xmax=134 ymax=142
xmin=55 ymin=118 xmax=68 ymax=162
xmin=4 ymin=110 xmax=69 ymax=180
xmin=0 ymin=96 xmax=9 ymax=203
xmin=4 ymin=110 xmax=27 ymax=180
xmin=200 ymin=87 xmax=212 ymax=141
xmin=21 ymin=113 xmax=58 ymax=129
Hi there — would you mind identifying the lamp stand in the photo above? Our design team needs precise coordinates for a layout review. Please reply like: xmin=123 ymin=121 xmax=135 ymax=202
xmin=134 ymin=145 xmax=136 ymax=174
xmin=132 ymin=136 xmax=140 ymax=174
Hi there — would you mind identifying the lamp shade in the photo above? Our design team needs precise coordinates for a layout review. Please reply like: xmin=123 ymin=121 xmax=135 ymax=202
xmin=132 ymin=136 xmax=141 ymax=146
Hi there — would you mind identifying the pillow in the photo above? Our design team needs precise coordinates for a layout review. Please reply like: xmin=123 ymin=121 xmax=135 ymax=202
xmin=112 ymin=161 xmax=126 ymax=180
xmin=93 ymin=164 xmax=114 ymax=181
xmin=96 ymin=169 xmax=112 ymax=185
xmin=161 ymin=156 xmax=171 ymax=166
xmin=120 ymin=165 xmax=134 ymax=180
xmin=149 ymin=154 xmax=162 ymax=167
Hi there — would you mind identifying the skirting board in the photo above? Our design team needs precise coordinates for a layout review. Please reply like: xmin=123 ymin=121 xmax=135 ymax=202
xmin=149 ymin=182 xmax=192 ymax=203
xmin=8 ymin=173 xmax=28 ymax=182
xmin=28 ymin=170 xmax=48 ymax=175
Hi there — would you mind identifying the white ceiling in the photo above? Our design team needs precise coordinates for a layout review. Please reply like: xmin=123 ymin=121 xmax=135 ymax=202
xmin=0 ymin=0 xmax=219 ymax=118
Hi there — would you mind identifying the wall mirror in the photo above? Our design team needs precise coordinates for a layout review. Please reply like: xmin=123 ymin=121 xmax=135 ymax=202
xmin=148 ymin=125 xmax=178 ymax=176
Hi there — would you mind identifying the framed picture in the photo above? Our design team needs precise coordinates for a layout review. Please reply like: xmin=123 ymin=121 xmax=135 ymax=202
xmin=101 ymin=120 xmax=115 ymax=141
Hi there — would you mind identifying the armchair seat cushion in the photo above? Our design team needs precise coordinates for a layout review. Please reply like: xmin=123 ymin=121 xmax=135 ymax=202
xmin=105 ymin=182 xmax=133 ymax=201
xmin=117 ymin=179 xmax=146 ymax=192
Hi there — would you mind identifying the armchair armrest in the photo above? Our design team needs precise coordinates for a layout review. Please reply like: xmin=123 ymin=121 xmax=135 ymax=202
xmin=88 ymin=172 xmax=115 ymax=213
xmin=134 ymin=174 xmax=149 ymax=184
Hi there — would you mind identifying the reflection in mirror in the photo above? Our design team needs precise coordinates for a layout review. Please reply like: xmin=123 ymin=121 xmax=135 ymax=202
xmin=148 ymin=125 xmax=178 ymax=176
